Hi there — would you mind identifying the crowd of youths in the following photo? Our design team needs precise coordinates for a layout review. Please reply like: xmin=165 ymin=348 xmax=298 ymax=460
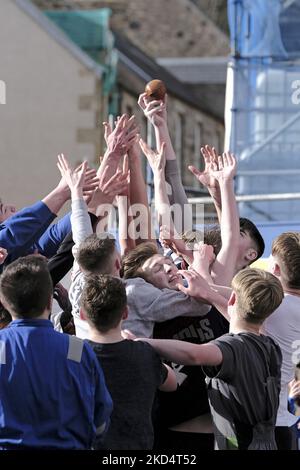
xmin=0 ymin=91 xmax=299 ymax=451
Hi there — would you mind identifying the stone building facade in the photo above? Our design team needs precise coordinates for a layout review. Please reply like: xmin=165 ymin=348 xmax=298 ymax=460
xmin=0 ymin=0 xmax=107 ymax=209
xmin=8 ymin=0 xmax=229 ymax=209
xmin=34 ymin=0 xmax=229 ymax=58
xmin=34 ymin=0 xmax=228 ymax=193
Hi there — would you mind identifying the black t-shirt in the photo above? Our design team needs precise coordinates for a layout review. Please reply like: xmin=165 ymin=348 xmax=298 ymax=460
xmin=88 ymin=339 xmax=168 ymax=450
xmin=203 ymin=332 xmax=282 ymax=450
xmin=153 ymin=306 xmax=229 ymax=427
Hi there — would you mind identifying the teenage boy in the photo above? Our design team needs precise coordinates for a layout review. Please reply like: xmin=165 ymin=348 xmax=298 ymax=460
xmin=81 ymin=274 xmax=177 ymax=450
xmin=262 ymin=232 xmax=300 ymax=449
xmin=0 ymin=255 xmax=112 ymax=449
xmin=138 ymin=267 xmax=284 ymax=450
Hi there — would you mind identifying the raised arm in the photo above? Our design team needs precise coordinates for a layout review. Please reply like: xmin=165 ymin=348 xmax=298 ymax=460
xmin=190 ymin=243 xmax=215 ymax=284
xmin=189 ymin=145 xmax=222 ymax=223
xmin=56 ymin=154 xmax=91 ymax=247
xmin=127 ymin=133 xmax=153 ymax=243
xmin=0 ymin=167 xmax=73 ymax=265
xmin=98 ymin=114 xmax=137 ymax=183
xmin=138 ymin=93 xmax=191 ymax=232
xmin=208 ymin=152 xmax=239 ymax=286
xmin=139 ymin=139 xmax=174 ymax=235
xmin=159 ymin=225 xmax=193 ymax=265
xmin=116 ymin=155 xmax=136 ymax=255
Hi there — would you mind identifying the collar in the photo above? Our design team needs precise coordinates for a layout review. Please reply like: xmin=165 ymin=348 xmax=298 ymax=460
xmin=8 ymin=319 xmax=54 ymax=329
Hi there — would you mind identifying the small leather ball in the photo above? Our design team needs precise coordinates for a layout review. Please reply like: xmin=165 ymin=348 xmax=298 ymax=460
xmin=145 ymin=79 xmax=166 ymax=101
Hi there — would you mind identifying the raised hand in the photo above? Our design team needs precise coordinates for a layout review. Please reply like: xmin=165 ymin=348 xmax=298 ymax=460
xmin=191 ymin=242 xmax=215 ymax=283
xmin=121 ymin=329 xmax=137 ymax=340
xmin=289 ymin=378 xmax=300 ymax=400
xmin=138 ymin=92 xmax=167 ymax=127
xmin=210 ymin=151 xmax=237 ymax=182
xmin=192 ymin=243 xmax=215 ymax=266
xmin=176 ymin=268 xmax=213 ymax=303
xmin=53 ymin=283 xmax=72 ymax=313
xmin=103 ymin=114 xmax=138 ymax=155
xmin=139 ymin=138 xmax=166 ymax=173
xmin=57 ymin=154 xmax=88 ymax=198
xmin=159 ymin=225 xmax=175 ymax=249
xmin=188 ymin=145 xmax=219 ymax=190
xmin=90 ymin=159 xmax=130 ymax=207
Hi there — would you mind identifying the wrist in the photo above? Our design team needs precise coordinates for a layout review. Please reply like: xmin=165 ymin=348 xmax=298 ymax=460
xmin=153 ymin=120 xmax=167 ymax=129
xmin=218 ymin=178 xmax=234 ymax=187
xmin=71 ymin=188 xmax=83 ymax=199
xmin=103 ymin=149 xmax=122 ymax=162
xmin=53 ymin=185 xmax=70 ymax=202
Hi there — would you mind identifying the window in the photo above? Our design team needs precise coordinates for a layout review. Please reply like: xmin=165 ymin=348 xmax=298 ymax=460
xmin=194 ymin=122 xmax=203 ymax=174
xmin=174 ymin=113 xmax=185 ymax=176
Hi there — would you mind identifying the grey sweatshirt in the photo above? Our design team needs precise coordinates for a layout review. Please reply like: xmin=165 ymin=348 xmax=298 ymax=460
xmin=123 ymin=277 xmax=211 ymax=338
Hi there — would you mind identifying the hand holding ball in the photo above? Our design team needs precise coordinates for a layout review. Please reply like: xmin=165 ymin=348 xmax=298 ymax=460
xmin=145 ymin=79 xmax=166 ymax=101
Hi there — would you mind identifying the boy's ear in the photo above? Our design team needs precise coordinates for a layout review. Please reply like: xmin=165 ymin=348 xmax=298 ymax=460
xmin=122 ymin=306 xmax=128 ymax=321
xmin=80 ymin=308 xmax=87 ymax=321
xmin=245 ymin=248 xmax=257 ymax=263
xmin=228 ymin=291 xmax=236 ymax=307
xmin=272 ymin=262 xmax=281 ymax=277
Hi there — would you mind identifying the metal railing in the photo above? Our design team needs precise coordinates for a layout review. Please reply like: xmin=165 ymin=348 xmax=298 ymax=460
xmin=188 ymin=192 xmax=300 ymax=204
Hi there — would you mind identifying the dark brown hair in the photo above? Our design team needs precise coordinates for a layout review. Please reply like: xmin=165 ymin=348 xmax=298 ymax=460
xmin=81 ymin=275 xmax=127 ymax=333
xmin=0 ymin=255 xmax=53 ymax=318
xmin=240 ymin=218 xmax=265 ymax=260
xmin=76 ymin=233 xmax=116 ymax=274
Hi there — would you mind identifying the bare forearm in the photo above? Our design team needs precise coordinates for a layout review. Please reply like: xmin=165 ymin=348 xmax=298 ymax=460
xmin=42 ymin=187 xmax=69 ymax=215
xmin=137 ymin=338 xmax=223 ymax=366
xmin=208 ymin=291 xmax=229 ymax=321
xmin=97 ymin=149 xmax=122 ymax=181
xmin=194 ymin=288 xmax=229 ymax=321
xmin=154 ymin=172 xmax=174 ymax=230
xmin=154 ymin=123 xmax=176 ymax=160
xmin=192 ymin=263 xmax=213 ymax=284
xmin=128 ymin=155 xmax=152 ymax=242
xmin=138 ymin=338 xmax=202 ymax=365
xmin=206 ymin=186 xmax=222 ymax=224
xmin=219 ymin=179 xmax=239 ymax=247
xmin=117 ymin=195 xmax=135 ymax=255
xmin=210 ymin=284 xmax=232 ymax=300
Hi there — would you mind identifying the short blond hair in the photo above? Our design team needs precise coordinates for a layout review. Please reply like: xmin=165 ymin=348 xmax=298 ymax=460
xmin=231 ymin=268 xmax=284 ymax=325
xmin=272 ymin=232 xmax=300 ymax=289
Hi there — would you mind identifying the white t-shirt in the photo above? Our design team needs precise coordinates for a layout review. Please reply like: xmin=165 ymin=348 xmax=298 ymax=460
xmin=261 ymin=293 xmax=300 ymax=427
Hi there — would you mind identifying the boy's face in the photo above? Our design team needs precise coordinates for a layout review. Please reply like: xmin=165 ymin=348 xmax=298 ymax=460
xmin=0 ymin=201 xmax=16 ymax=223
xmin=140 ymin=254 xmax=182 ymax=290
